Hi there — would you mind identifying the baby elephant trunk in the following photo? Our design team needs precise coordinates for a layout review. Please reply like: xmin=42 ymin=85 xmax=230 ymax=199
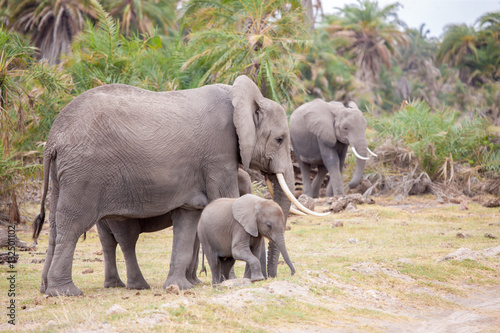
xmin=275 ymin=236 xmax=295 ymax=276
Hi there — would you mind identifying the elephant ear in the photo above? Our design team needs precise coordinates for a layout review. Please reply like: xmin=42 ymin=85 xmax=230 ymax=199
xmin=303 ymin=99 xmax=337 ymax=147
xmin=232 ymin=194 xmax=261 ymax=237
xmin=347 ymin=101 xmax=359 ymax=109
xmin=230 ymin=75 xmax=265 ymax=170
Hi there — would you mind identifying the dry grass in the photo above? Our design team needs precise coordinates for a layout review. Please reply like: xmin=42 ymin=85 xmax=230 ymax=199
xmin=1 ymin=196 xmax=499 ymax=332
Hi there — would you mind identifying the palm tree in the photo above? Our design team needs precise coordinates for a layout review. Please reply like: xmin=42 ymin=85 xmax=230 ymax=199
xmin=8 ymin=0 xmax=99 ymax=64
xmin=395 ymin=24 xmax=440 ymax=104
xmin=101 ymin=0 xmax=178 ymax=37
xmin=477 ymin=11 xmax=500 ymax=81
xmin=326 ymin=0 xmax=407 ymax=83
xmin=302 ymin=15 xmax=356 ymax=102
xmin=0 ymin=26 xmax=71 ymax=156
xmin=438 ymin=11 xmax=499 ymax=85
xmin=180 ymin=0 xmax=311 ymax=108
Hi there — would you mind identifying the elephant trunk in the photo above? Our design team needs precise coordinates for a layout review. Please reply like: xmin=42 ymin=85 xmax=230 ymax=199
xmin=266 ymin=166 xmax=293 ymax=278
xmin=349 ymin=145 xmax=368 ymax=189
xmin=275 ymin=235 xmax=295 ymax=276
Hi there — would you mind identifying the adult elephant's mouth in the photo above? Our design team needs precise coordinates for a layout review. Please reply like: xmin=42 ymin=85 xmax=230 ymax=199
xmin=266 ymin=173 xmax=330 ymax=217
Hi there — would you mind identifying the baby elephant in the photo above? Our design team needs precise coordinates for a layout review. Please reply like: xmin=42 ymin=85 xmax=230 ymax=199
xmin=198 ymin=194 xmax=295 ymax=285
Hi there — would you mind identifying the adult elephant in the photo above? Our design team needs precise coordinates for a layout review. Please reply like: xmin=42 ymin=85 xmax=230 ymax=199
xmin=32 ymin=75 xmax=319 ymax=296
xmin=290 ymin=99 xmax=376 ymax=198
xmin=98 ymin=168 xmax=253 ymax=290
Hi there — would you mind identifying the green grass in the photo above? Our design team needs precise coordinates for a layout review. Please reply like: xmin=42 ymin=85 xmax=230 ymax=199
xmin=1 ymin=196 xmax=499 ymax=332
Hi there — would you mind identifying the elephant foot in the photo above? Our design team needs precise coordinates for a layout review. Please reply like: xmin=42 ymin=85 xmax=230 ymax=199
xmin=40 ymin=279 xmax=47 ymax=293
xmin=126 ymin=281 xmax=150 ymax=290
xmin=163 ymin=276 xmax=194 ymax=290
xmin=46 ymin=282 xmax=83 ymax=297
xmin=250 ymin=273 xmax=265 ymax=282
xmin=104 ymin=278 xmax=126 ymax=288
xmin=187 ymin=274 xmax=202 ymax=286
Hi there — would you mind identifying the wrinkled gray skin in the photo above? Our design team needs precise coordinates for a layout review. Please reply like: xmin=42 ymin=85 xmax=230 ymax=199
xmin=290 ymin=99 xmax=369 ymax=198
xmin=98 ymin=168 xmax=254 ymax=290
xmin=33 ymin=75 xmax=295 ymax=296
xmin=198 ymin=194 xmax=295 ymax=285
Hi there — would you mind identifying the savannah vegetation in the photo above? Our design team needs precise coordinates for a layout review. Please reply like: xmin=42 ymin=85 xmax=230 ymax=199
xmin=0 ymin=0 xmax=498 ymax=205
xmin=0 ymin=0 xmax=499 ymax=329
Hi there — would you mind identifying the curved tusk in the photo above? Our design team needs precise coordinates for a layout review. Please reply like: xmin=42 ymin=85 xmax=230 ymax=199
xmin=265 ymin=177 xmax=274 ymax=197
xmin=352 ymin=146 xmax=369 ymax=160
xmin=368 ymin=147 xmax=378 ymax=157
xmin=276 ymin=173 xmax=330 ymax=217
xmin=267 ymin=177 xmax=306 ymax=216
xmin=290 ymin=207 xmax=307 ymax=216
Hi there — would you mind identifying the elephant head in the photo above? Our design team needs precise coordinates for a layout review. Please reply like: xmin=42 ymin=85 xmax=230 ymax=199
xmin=232 ymin=194 xmax=295 ymax=276
xmin=303 ymin=99 xmax=375 ymax=189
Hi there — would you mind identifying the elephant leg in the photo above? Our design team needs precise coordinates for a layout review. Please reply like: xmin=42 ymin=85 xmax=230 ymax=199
xmin=114 ymin=221 xmax=150 ymax=290
xmin=40 ymin=176 xmax=59 ymax=293
xmin=220 ymin=258 xmax=236 ymax=281
xmin=319 ymin=144 xmax=343 ymax=196
xmin=203 ymin=245 xmax=222 ymax=285
xmin=233 ymin=243 xmax=264 ymax=282
xmin=187 ymin=234 xmax=202 ymax=285
xmin=40 ymin=214 xmax=56 ymax=293
xmin=45 ymin=209 xmax=95 ymax=296
xmin=244 ymin=241 xmax=266 ymax=279
xmin=164 ymin=208 xmax=201 ymax=290
xmin=229 ymin=266 xmax=238 ymax=279
xmin=297 ymin=159 xmax=313 ymax=197
xmin=311 ymin=165 xmax=328 ymax=198
xmin=97 ymin=221 xmax=126 ymax=288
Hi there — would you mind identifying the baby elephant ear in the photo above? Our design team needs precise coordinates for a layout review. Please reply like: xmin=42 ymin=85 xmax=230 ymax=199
xmin=232 ymin=194 xmax=260 ymax=237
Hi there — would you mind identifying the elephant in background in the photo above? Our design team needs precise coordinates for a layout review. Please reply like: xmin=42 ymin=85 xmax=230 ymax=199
xmin=33 ymin=75 xmax=318 ymax=296
xmin=289 ymin=99 xmax=376 ymax=198
xmin=198 ymin=194 xmax=295 ymax=285
xmin=98 ymin=168 xmax=254 ymax=290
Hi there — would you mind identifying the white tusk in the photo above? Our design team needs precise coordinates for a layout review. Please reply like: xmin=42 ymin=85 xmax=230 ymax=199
xmin=290 ymin=207 xmax=307 ymax=216
xmin=352 ymin=147 xmax=369 ymax=160
xmin=276 ymin=173 xmax=330 ymax=217
xmin=267 ymin=177 xmax=306 ymax=216
xmin=265 ymin=177 xmax=274 ymax=197
xmin=368 ymin=147 xmax=378 ymax=157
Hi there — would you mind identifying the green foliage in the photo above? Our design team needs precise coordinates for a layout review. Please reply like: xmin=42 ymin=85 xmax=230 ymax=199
xmin=300 ymin=17 xmax=356 ymax=103
xmin=0 ymin=26 xmax=72 ymax=154
xmin=65 ymin=2 xmax=182 ymax=94
xmin=180 ymin=0 xmax=311 ymax=109
xmin=438 ymin=11 xmax=500 ymax=84
xmin=371 ymin=100 xmax=499 ymax=178
xmin=101 ymin=0 xmax=177 ymax=37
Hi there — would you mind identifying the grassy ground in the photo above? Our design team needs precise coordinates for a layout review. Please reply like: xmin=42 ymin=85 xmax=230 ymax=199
xmin=1 ymin=195 xmax=499 ymax=332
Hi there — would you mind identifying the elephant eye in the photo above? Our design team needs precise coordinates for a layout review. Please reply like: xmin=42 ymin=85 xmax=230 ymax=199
xmin=276 ymin=137 xmax=284 ymax=145
xmin=266 ymin=223 xmax=272 ymax=230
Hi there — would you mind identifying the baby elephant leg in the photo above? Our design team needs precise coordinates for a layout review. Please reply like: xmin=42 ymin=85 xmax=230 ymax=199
xmin=220 ymin=258 xmax=236 ymax=281
xmin=232 ymin=240 xmax=265 ymax=282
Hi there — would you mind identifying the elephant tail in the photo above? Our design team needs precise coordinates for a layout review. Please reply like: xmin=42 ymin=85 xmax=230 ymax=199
xmin=32 ymin=149 xmax=53 ymax=244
